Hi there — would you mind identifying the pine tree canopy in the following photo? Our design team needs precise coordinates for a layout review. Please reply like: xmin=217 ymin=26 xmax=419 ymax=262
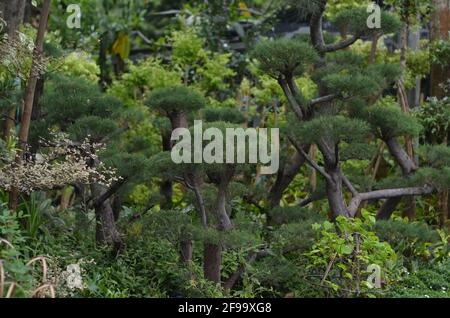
xmin=202 ymin=107 xmax=246 ymax=124
xmin=365 ymin=104 xmax=423 ymax=138
xmin=332 ymin=7 xmax=401 ymax=36
xmin=145 ymin=85 xmax=207 ymax=114
xmin=251 ymin=39 xmax=318 ymax=78
xmin=289 ymin=115 xmax=370 ymax=145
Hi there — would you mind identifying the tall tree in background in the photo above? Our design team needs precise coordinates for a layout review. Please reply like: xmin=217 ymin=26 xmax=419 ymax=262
xmin=253 ymin=0 xmax=450 ymax=220
xmin=0 ymin=0 xmax=26 ymax=140
xmin=430 ymin=0 xmax=450 ymax=227
xmin=8 ymin=0 xmax=51 ymax=211
xmin=430 ymin=0 xmax=450 ymax=99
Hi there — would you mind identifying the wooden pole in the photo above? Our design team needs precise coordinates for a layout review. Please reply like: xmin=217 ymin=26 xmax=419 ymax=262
xmin=8 ymin=0 xmax=51 ymax=211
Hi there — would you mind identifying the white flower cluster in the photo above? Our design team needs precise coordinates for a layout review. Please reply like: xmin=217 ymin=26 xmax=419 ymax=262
xmin=0 ymin=32 xmax=49 ymax=79
xmin=0 ymin=134 xmax=119 ymax=193
xmin=62 ymin=264 xmax=83 ymax=291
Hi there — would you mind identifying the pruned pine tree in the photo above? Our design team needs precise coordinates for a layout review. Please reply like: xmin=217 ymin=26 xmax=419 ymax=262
xmin=145 ymin=86 xmax=207 ymax=210
xmin=34 ymin=75 xmax=152 ymax=252
xmin=252 ymin=0 xmax=450 ymax=220
xmin=148 ymin=117 xmax=260 ymax=284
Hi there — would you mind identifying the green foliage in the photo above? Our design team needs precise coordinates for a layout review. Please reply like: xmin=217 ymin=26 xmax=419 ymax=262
xmin=290 ymin=115 xmax=370 ymax=146
xmin=406 ymin=49 xmax=430 ymax=79
xmin=145 ymin=85 xmax=206 ymax=115
xmin=325 ymin=0 xmax=370 ymax=19
xmin=0 ymin=206 xmax=36 ymax=297
xmin=56 ymin=52 xmax=100 ymax=83
xmin=386 ymin=260 xmax=450 ymax=298
xmin=375 ymin=220 xmax=441 ymax=261
xmin=167 ymin=28 xmax=235 ymax=93
xmin=251 ymin=38 xmax=318 ymax=78
xmin=332 ymin=7 xmax=400 ymax=36
xmin=203 ymin=107 xmax=246 ymax=124
xmin=415 ymin=97 xmax=450 ymax=144
xmin=108 ymin=57 xmax=180 ymax=107
xmin=362 ymin=98 xmax=423 ymax=138
xmin=305 ymin=212 xmax=397 ymax=296
xmin=40 ymin=75 xmax=121 ymax=132
xmin=430 ymin=40 xmax=450 ymax=67
xmin=18 ymin=193 xmax=54 ymax=240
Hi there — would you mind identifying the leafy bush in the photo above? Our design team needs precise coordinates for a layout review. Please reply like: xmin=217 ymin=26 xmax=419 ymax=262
xmin=305 ymin=212 xmax=397 ymax=296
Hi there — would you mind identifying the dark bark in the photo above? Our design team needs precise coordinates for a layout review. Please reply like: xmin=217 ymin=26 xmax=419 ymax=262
xmin=160 ymin=132 xmax=173 ymax=209
xmin=377 ymin=197 xmax=402 ymax=220
xmin=325 ymin=167 xmax=349 ymax=218
xmin=112 ymin=195 xmax=122 ymax=222
xmin=169 ymin=111 xmax=188 ymax=131
xmin=215 ymin=183 xmax=233 ymax=231
xmin=203 ymin=243 xmax=222 ymax=283
xmin=180 ymin=240 xmax=193 ymax=264
xmin=314 ymin=138 xmax=349 ymax=218
xmin=91 ymin=183 xmax=123 ymax=253
xmin=268 ymin=150 xmax=305 ymax=209
xmin=377 ymin=136 xmax=417 ymax=219
xmin=0 ymin=0 xmax=26 ymax=37
xmin=430 ymin=0 xmax=450 ymax=99
xmin=93 ymin=179 xmax=126 ymax=209
xmin=159 ymin=180 xmax=173 ymax=209
xmin=30 ymin=77 xmax=44 ymax=121
xmin=98 ymin=33 xmax=111 ymax=90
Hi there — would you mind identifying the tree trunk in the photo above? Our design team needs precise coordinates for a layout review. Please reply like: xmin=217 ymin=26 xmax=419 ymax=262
xmin=8 ymin=0 xmax=51 ymax=211
xmin=160 ymin=132 xmax=173 ymax=209
xmin=91 ymin=183 xmax=123 ymax=252
xmin=318 ymin=139 xmax=349 ymax=218
xmin=268 ymin=150 xmax=305 ymax=209
xmin=181 ymin=240 xmax=193 ymax=264
xmin=215 ymin=183 xmax=233 ymax=231
xmin=112 ymin=195 xmax=122 ymax=222
xmin=376 ymin=137 xmax=416 ymax=220
xmin=377 ymin=197 xmax=402 ymax=220
xmin=1 ymin=0 xmax=26 ymax=141
xmin=430 ymin=0 xmax=450 ymax=99
xmin=0 ymin=0 xmax=26 ymax=37
xmin=430 ymin=0 xmax=450 ymax=227
xmin=203 ymin=243 xmax=222 ymax=283
xmin=325 ymin=168 xmax=349 ymax=218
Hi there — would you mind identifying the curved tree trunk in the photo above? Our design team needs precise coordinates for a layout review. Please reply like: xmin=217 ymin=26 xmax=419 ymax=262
xmin=376 ymin=137 xmax=417 ymax=220
xmin=203 ymin=243 xmax=222 ymax=283
xmin=325 ymin=167 xmax=349 ymax=218
xmin=92 ymin=183 xmax=123 ymax=253
xmin=268 ymin=149 xmax=306 ymax=209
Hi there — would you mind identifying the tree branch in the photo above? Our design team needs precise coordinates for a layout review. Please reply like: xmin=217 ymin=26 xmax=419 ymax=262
xmin=383 ymin=136 xmax=417 ymax=175
xmin=308 ymin=94 xmax=340 ymax=107
xmin=93 ymin=178 xmax=127 ymax=208
xmin=223 ymin=249 xmax=269 ymax=290
xmin=278 ymin=76 xmax=304 ymax=120
xmin=321 ymin=34 xmax=361 ymax=53
xmin=289 ymin=137 xmax=333 ymax=184
xmin=348 ymin=185 xmax=435 ymax=217
xmin=342 ymin=175 xmax=358 ymax=197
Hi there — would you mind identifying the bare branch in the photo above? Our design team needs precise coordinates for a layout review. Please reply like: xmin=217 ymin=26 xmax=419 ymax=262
xmin=93 ymin=178 xmax=127 ymax=209
xmin=321 ymin=34 xmax=361 ymax=53
xmin=278 ymin=76 xmax=304 ymax=120
xmin=289 ymin=137 xmax=333 ymax=184
xmin=308 ymin=94 xmax=340 ymax=107
xmin=348 ymin=185 xmax=435 ymax=217
xmin=342 ymin=175 xmax=358 ymax=197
